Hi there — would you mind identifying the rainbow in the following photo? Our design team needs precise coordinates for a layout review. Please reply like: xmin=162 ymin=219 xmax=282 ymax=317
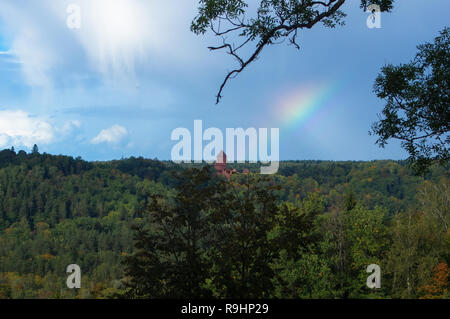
xmin=271 ymin=81 xmax=342 ymax=134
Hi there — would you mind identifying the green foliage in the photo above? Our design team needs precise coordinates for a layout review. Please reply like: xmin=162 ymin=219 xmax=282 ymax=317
xmin=123 ymin=167 xmax=223 ymax=298
xmin=320 ymin=204 xmax=389 ymax=298
xmin=384 ymin=210 xmax=442 ymax=298
xmin=0 ymin=149 xmax=447 ymax=299
xmin=207 ymin=174 xmax=280 ymax=298
xmin=123 ymin=170 xmax=281 ymax=298
xmin=32 ymin=144 xmax=39 ymax=155
xmin=360 ymin=0 xmax=395 ymax=11
xmin=372 ymin=27 xmax=450 ymax=174
xmin=272 ymin=249 xmax=334 ymax=298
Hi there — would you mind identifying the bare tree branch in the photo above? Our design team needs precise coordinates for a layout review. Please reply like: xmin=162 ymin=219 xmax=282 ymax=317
xmin=207 ymin=0 xmax=346 ymax=104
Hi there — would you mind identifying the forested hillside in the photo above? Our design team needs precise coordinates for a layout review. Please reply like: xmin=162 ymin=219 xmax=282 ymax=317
xmin=0 ymin=148 xmax=448 ymax=298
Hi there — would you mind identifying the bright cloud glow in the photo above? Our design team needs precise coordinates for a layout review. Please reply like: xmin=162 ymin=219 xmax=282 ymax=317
xmin=79 ymin=0 xmax=151 ymax=78
xmin=91 ymin=125 xmax=128 ymax=144
xmin=0 ymin=110 xmax=54 ymax=148
xmin=94 ymin=0 xmax=143 ymax=45
xmin=0 ymin=0 xmax=203 ymax=87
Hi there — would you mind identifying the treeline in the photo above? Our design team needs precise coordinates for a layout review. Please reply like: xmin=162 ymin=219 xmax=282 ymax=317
xmin=0 ymin=148 xmax=448 ymax=298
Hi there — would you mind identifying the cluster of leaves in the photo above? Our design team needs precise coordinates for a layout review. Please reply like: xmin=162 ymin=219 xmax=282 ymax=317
xmin=372 ymin=27 xmax=450 ymax=174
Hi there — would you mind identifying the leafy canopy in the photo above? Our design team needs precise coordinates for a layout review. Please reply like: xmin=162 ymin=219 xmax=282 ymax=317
xmin=372 ymin=27 xmax=450 ymax=174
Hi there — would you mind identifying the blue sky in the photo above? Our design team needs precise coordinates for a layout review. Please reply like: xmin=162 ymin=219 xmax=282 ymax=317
xmin=0 ymin=0 xmax=448 ymax=161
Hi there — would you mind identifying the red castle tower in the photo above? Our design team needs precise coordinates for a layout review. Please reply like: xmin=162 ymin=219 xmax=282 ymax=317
xmin=214 ymin=151 xmax=236 ymax=180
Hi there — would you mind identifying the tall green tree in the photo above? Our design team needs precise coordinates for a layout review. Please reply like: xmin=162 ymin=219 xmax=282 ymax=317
xmin=122 ymin=167 xmax=223 ymax=298
xmin=207 ymin=174 xmax=280 ymax=298
xmin=270 ymin=194 xmax=331 ymax=298
xmin=384 ymin=210 xmax=442 ymax=298
xmin=323 ymin=204 xmax=389 ymax=298
xmin=31 ymin=144 xmax=39 ymax=155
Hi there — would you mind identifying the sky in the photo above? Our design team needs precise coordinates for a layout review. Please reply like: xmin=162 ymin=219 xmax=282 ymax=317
xmin=0 ymin=0 xmax=448 ymax=162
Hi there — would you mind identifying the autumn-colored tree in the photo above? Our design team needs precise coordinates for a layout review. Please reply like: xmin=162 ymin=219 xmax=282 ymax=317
xmin=419 ymin=262 xmax=449 ymax=299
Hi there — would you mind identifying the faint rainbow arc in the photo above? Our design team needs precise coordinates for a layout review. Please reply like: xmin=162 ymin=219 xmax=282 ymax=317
xmin=274 ymin=81 xmax=343 ymax=134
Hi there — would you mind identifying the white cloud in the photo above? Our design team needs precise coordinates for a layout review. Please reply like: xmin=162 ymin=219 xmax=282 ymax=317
xmin=0 ymin=2 xmax=60 ymax=87
xmin=12 ymin=30 xmax=56 ymax=87
xmin=0 ymin=134 xmax=10 ymax=148
xmin=91 ymin=125 xmax=128 ymax=144
xmin=0 ymin=110 xmax=54 ymax=148
xmin=0 ymin=0 xmax=208 ymax=87
xmin=57 ymin=120 xmax=82 ymax=135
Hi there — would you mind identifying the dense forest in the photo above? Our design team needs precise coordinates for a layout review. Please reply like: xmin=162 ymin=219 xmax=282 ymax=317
xmin=0 ymin=147 xmax=448 ymax=299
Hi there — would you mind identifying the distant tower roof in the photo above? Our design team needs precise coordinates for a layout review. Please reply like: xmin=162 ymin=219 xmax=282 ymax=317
xmin=214 ymin=151 xmax=227 ymax=173
xmin=215 ymin=151 xmax=239 ymax=180
xmin=217 ymin=150 xmax=226 ymax=164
